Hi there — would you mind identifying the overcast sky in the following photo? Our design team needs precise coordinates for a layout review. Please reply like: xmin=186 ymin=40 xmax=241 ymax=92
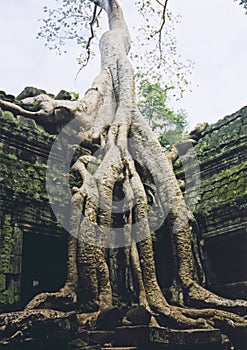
xmin=0 ymin=0 xmax=246 ymax=129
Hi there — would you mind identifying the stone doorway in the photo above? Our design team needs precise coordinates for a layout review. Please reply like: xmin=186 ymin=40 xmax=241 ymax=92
xmin=205 ymin=231 xmax=247 ymax=299
xmin=20 ymin=231 xmax=67 ymax=307
xmin=205 ymin=231 xmax=247 ymax=285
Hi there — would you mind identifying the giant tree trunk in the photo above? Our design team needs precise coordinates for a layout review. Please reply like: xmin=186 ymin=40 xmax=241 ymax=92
xmin=0 ymin=0 xmax=247 ymax=347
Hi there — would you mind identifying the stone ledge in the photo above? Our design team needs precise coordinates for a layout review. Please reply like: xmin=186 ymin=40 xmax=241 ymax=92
xmin=89 ymin=326 xmax=222 ymax=348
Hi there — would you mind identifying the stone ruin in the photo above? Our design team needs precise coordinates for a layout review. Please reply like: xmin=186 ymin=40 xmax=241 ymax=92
xmin=0 ymin=87 xmax=246 ymax=349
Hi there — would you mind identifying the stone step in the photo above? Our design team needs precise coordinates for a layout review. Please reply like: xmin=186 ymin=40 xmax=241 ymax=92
xmin=88 ymin=326 xmax=223 ymax=349
xmin=113 ymin=326 xmax=222 ymax=347
xmin=102 ymin=348 xmax=137 ymax=350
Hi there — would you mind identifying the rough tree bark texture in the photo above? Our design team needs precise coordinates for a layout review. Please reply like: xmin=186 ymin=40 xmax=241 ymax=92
xmin=0 ymin=0 xmax=247 ymax=347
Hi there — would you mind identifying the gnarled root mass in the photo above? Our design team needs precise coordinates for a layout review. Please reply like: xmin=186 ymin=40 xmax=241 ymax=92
xmin=0 ymin=0 xmax=247 ymax=347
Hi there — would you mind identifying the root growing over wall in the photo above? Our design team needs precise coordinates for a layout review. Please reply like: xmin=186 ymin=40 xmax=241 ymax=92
xmin=0 ymin=0 xmax=246 ymax=347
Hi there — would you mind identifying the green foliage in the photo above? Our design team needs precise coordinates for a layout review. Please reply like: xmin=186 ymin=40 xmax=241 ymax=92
xmin=69 ymin=91 xmax=79 ymax=101
xmin=132 ymin=1 xmax=193 ymax=99
xmin=137 ymin=78 xmax=188 ymax=149
xmin=37 ymin=0 xmax=95 ymax=66
xmin=32 ymin=100 xmax=41 ymax=111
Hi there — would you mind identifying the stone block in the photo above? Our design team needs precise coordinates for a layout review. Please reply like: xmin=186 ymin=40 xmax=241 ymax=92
xmin=96 ymin=307 xmax=125 ymax=330
xmin=113 ymin=326 xmax=222 ymax=347
xmin=102 ymin=348 xmax=137 ymax=350
xmin=13 ymin=225 xmax=23 ymax=255
xmin=17 ymin=115 xmax=37 ymax=129
xmin=8 ymin=255 xmax=22 ymax=274
xmin=7 ymin=274 xmax=21 ymax=295
xmin=125 ymin=306 xmax=151 ymax=325
xmin=68 ymin=338 xmax=88 ymax=349
xmin=89 ymin=331 xmax=115 ymax=345
xmin=3 ymin=111 xmax=15 ymax=121
xmin=0 ymin=273 xmax=6 ymax=292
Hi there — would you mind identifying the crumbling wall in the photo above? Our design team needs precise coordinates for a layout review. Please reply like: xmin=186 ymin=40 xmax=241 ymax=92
xmin=0 ymin=87 xmax=246 ymax=311
xmin=0 ymin=90 xmax=68 ymax=311
xmin=174 ymin=106 xmax=247 ymax=299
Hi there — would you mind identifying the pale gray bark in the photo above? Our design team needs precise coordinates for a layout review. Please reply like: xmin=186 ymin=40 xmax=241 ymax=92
xmin=0 ymin=0 xmax=247 ymax=345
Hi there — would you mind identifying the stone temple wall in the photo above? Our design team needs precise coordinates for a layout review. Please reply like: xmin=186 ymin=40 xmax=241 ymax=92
xmin=0 ymin=88 xmax=246 ymax=311
xmin=0 ymin=90 xmax=69 ymax=311
xmin=174 ymin=106 xmax=247 ymax=299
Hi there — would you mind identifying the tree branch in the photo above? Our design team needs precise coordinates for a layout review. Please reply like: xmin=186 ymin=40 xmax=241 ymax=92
xmin=157 ymin=0 xmax=169 ymax=60
xmin=75 ymin=5 xmax=102 ymax=80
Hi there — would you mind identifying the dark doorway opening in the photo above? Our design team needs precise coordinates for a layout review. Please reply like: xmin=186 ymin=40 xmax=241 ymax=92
xmin=153 ymin=221 xmax=174 ymax=299
xmin=205 ymin=231 xmax=247 ymax=285
xmin=20 ymin=232 xmax=68 ymax=307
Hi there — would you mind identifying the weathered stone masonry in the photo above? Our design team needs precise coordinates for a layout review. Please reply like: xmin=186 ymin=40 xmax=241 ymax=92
xmin=174 ymin=106 xmax=247 ymax=299
xmin=0 ymin=88 xmax=246 ymax=311
xmin=0 ymin=91 xmax=69 ymax=311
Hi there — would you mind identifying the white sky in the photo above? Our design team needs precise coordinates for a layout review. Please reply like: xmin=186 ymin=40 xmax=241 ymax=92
xmin=0 ymin=0 xmax=246 ymax=129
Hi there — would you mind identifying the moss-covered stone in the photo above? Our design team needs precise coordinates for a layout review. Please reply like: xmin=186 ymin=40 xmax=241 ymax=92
xmin=0 ymin=274 xmax=6 ymax=292
xmin=0 ymin=100 xmax=66 ymax=310
xmin=0 ymin=290 xmax=18 ymax=305
xmin=0 ymin=215 xmax=15 ymax=274
xmin=174 ymin=106 xmax=247 ymax=245
xmin=3 ymin=111 xmax=16 ymax=122
xmin=197 ymin=161 xmax=247 ymax=213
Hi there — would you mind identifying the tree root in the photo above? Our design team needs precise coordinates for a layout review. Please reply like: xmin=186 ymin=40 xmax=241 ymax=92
xmin=184 ymin=281 xmax=247 ymax=316
xmin=0 ymin=309 xmax=78 ymax=344
xmin=24 ymin=286 xmax=77 ymax=311
xmin=1 ymin=1 xmax=246 ymax=347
